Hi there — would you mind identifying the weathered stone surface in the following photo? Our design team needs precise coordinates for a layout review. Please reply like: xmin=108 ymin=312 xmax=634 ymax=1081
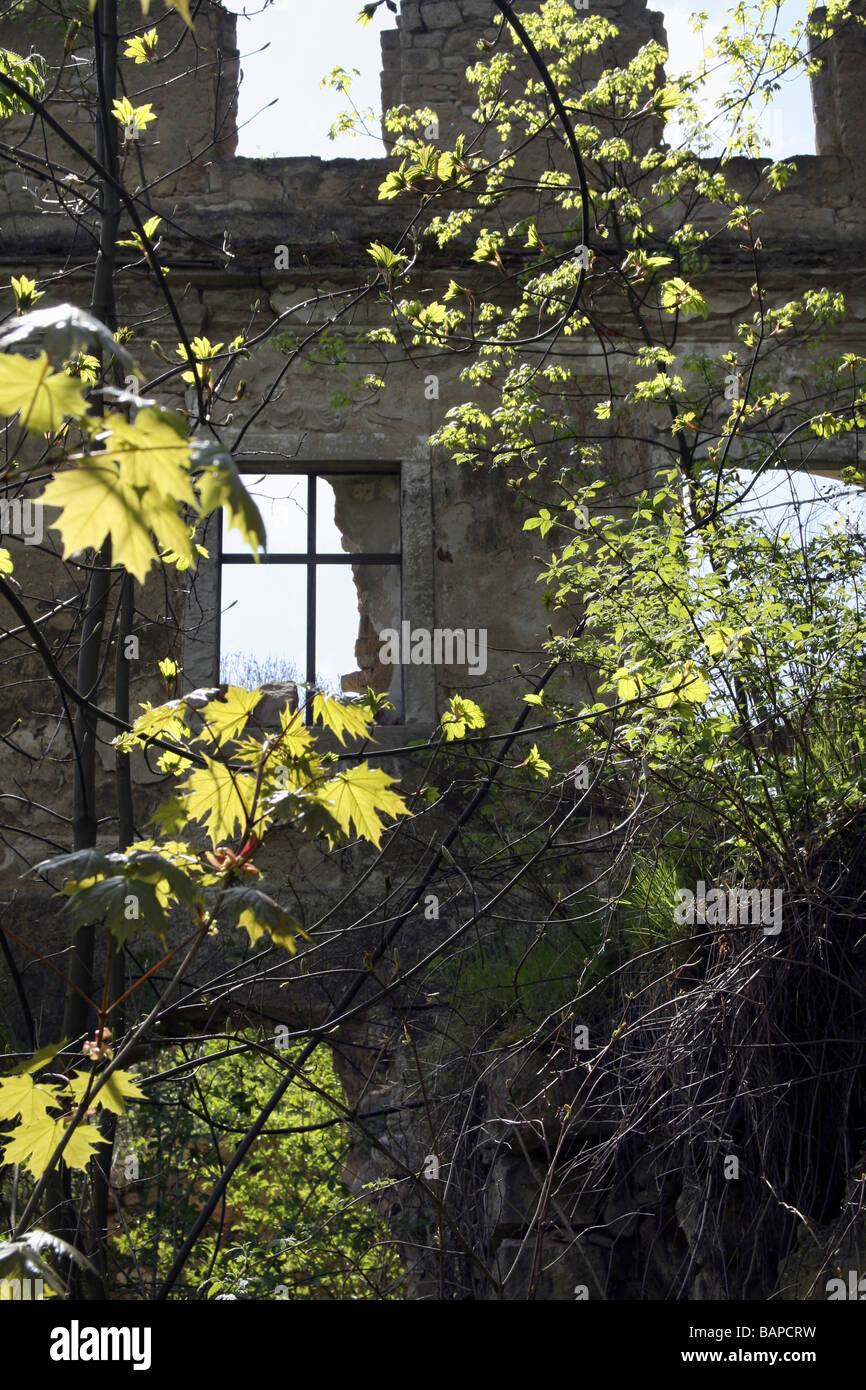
xmin=0 ymin=0 xmax=864 ymax=1303
xmin=420 ymin=0 xmax=463 ymax=26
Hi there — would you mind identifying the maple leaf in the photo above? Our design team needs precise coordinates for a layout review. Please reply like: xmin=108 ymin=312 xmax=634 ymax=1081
xmin=46 ymin=845 xmax=203 ymax=918
xmin=176 ymin=335 xmax=224 ymax=385
xmin=222 ymin=886 xmax=302 ymax=953
xmin=441 ymin=695 xmax=486 ymax=741
xmin=148 ymin=795 xmax=189 ymax=837
xmin=312 ymin=693 xmax=374 ymax=745
xmin=122 ymin=848 xmax=202 ymax=901
xmin=0 ymin=1073 xmax=58 ymax=1127
xmin=276 ymin=704 xmax=313 ymax=757
xmin=123 ymin=28 xmax=159 ymax=62
xmin=96 ymin=409 xmax=197 ymax=505
xmin=3 ymin=1042 xmax=67 ymax=1077
xmin=63 ymin=875 xmax=168 ymax=945
xmin=194 ymin=445 xmax=266 ymax=556
xmin=37 ymin=848 xmax=116 ymax=888
xmin=179 ymin=757 xmax=257 ymax=846
xmin=2 ymin=1114 xmax=109 ymax=1177
xmin=164 ymin=0 xmax=193 ymax=29
xmin=68 ymin=1068 xmax=147 ymax=1116
xmin=238 ymin=908 xmax=298 ymax=952
xmin=200 ymin=685 xmax=261 ymax=744
xmin=40 ymin=458 xmax=195 ymax=583
xmin=0 ymin=352 xmax=88 ymax=433
xmin=110 ymin=96 xmax=156 ymax=131
xmin=314 ymin=763 xmax=410 ymax=848
xmin=118 ymin=698 xmax=190 ymax=751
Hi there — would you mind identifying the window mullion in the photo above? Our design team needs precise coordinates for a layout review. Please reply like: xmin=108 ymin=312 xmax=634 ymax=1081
xmin=305 ymin=473 xmax=317 ymax=723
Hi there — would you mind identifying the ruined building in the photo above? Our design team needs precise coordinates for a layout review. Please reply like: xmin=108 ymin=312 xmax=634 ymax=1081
xmin=1 ymin=0 xmax=865 ymax=1298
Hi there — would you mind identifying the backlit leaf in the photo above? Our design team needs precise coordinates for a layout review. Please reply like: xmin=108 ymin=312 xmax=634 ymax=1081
xmin=312 ymin=693 xmax=374 ymax=745
xmin=1 ymin=1113 xmax=108 ymax=1176
xmin=200 ymin=685 xmax=261 ymax=743
xmin=97 ymin=409 xmax=196 ymax=505
xmin=314 ymin=763 xmax=410 ymax=848
xmin=0 ymin=1074 xmax=58 ymax=1126
xmin=194 ymin=445 xmax=266 ymax=556
xmin=68 ymin=1068 xmax=147 ymax=1115
xmin=4 ymin=1042 xmax=66 ymax=1077
xmin=180 ymin=757 xmax=257 ymax=846
xmin=40 ymin=458 xmax=195 ymax=583
xmin=223 ymin=886 xmax=301 ymax=953
xmin=0 ymin=352 xmax=88 ymax=433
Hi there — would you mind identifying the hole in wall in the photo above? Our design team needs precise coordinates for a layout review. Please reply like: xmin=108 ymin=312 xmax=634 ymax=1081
xmin=219 ymin=472 xmax=402 ymax=706
xmin=662 ymin=0 xmax=816 ymax=157
xmin=222 ymin=0 xmax=393 ymax=158
xmin=222 ymin=1 xmax=817 ymax=162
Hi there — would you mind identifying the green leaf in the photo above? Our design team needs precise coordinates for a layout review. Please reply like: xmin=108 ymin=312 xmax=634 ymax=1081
xmin=521 ymin=744 xmax=552 ymax=780
xmin=312 ymin=693 xmax=374 ymax=745
xmin=36 ymin=848 xmax=115 ymax=883
xmin=441 ymin=695 xmax=486 ymax=741
xmin=63 ymin=876 xmax=169 ymax=945
xmin=680 ymin=670 xmax=710 ymax=703
xmin=659 ymin=278 xmax=708 ymax=321
xmin=200 ymin=686 xmax=262 ymax=744
xmin=654 ymin=83 xmax=685 ymax=114
xmin=614 ymin=666 xmax=644 ymax=702
xmin=367 ymin=242 xmax=408 ymax=273
xmin=97 ymin=409 xmax=196 ymax=505
xmin=1 ymin=1114 xmax=108 ymax=1177
xmin=3 ymin=1042 xmax=67 ymax=1077
xmin=121 ymin=849 xmax=203 ymax=908
xmin=0 ymin=1073 xmax=57 ymax=1126
xmin=40 ymin=457 xmax=195 ymax=584
xmin=68 ymin=1068 xmax=146 ymax=1115
xmin=179 ymin=757 xmax=257 ymax=847
xmin=704 ymin=625 xmax=739 ymax=658
xmin=123 ymin=28 xmax=158 ymax=63
xmin=111 ymin=95 xmax=156 ymax=131
xmin=313 ymin=763 xmax=410 ymax=848
xmin=0 ymin=49 xmax=44 ymax=118
xmin=194 ymin=445 xmax=266 ymax=556
xmin=0 ymin=352 xmax=88 ymax=433
xmin=222 ymin=886 xmax=302 ymax=953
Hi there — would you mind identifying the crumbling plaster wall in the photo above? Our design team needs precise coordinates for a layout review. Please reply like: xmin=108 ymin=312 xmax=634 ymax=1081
xmin=1 ymin=0 xmax=866 ymax=1298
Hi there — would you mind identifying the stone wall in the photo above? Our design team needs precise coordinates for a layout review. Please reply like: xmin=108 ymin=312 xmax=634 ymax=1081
xmin=810 ymin=1 xmax=866 ymax=166
xmin=0 ymin=0 xmax=865 ymax=1299
xmin=381 ymin=0 xmax=666 ymax=145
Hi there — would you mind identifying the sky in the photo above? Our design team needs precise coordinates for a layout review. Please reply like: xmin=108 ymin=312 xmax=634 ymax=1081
xmin=220 ymin=476 xmax=365 ymax=690
xmin=216 ymin=0 xmax=858 ymax=690
xmin=222 ymin=0 xmax=388 ymax=159
xmin=222 ymin=0 xmax=817 ymax=160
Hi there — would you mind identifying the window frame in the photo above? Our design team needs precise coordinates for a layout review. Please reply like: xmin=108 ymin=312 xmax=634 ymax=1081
xmin=219 ymin=463 xmax=402 ymax=720
xmin=183 ymin=453 xmax=437 ymax=731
